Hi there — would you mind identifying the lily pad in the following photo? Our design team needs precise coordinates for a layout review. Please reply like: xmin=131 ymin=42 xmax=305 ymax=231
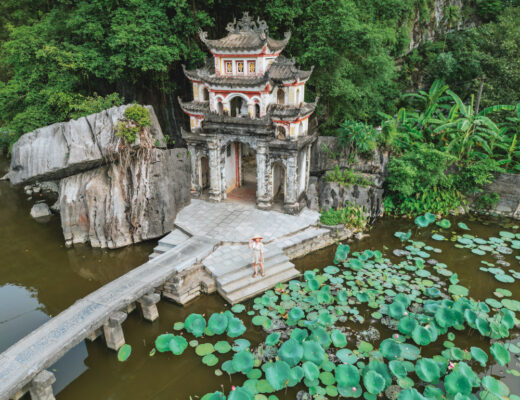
xmin=490 ymin=342 xmax=510 ymax=366
xmin=185 ymin=313 xmax=206 ymax=338
xmin=117 ymin=344 xmax=132 ymax=362
xmin=215 ymin=341 xmax=232 ymax=354
xmin=232 ymin=350 xmax=255 ymax=374
xmin=436 ymin=219 xmax=451 ymax=229
xmin=457 ymin=222 xmax=470 ymax=230
xmin=169 ymin=336 xmax=189 ymax=355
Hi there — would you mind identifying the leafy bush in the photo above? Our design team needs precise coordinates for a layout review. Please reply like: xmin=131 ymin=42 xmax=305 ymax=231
xmin=320 ymin=202 xmax=367 ymax=230
xmin=473 ymin=192 xmax=500 ymax=211
xmin=115 ymin=104 xmax=151 ymax=144
xmin=337 ymin=120 xmax=378 ymax=158
xmin=324 ymin=165 xmax=372 ymax=187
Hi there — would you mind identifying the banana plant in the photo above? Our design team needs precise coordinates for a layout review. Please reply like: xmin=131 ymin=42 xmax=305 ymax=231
xmin=433 ymin=91 xmax=515 ymax=160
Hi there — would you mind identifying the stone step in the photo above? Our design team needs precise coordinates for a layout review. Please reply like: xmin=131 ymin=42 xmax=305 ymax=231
xmin=222 ymin=267 xmax=300 ymax=304
xmin=219 ymin=260 xmax=295 ymax=295
xmin=159 ymin=229 xmax=190 ymax=247
xmin=217 ymin=253 xmax=289 ymax=286
xmin=154 ymin=244 xmax=174 ymax=254
xmin=209 ymin=248 xmax=285 ymax=278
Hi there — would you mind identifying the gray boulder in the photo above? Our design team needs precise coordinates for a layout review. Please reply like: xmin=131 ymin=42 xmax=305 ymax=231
xmin=59 ymin=149 xmax=191 ymax=249
xmin=30 ymin=202 xmax=52 ymax=220
xmin=8 ymin=104 xmax=165 ymax=185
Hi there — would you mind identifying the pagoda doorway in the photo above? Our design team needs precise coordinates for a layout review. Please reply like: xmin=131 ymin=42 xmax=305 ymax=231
xmin=226 ymin=142 xmax=256 ymax=203
xmin=199 ymin=156 xmax=210 ymax=196
xmin=271 ymin=162 xmax=286 ymax=211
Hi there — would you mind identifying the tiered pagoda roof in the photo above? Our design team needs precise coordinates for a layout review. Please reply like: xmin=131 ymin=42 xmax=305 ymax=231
xmin=198 ymin=13 xmax=291 ymax=53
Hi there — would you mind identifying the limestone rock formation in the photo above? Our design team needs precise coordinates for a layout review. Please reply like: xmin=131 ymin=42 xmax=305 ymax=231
xmin=8 ymin=104 xmax=165 ymax=185
xmin=308 ymin=136 xmax=388 ymax=219
xmin=30 ymin=202 xmax=52 ymax=220
xmin=59 ymin=149 xmax=191 ymax=248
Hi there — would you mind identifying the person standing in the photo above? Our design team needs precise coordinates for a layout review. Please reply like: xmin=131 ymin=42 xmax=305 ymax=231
xmin=249 ymin=234 xmax=265 ymax=277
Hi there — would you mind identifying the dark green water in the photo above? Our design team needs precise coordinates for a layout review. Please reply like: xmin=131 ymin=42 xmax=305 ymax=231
xmin=0 ymin=156 xmax=518 ymax=399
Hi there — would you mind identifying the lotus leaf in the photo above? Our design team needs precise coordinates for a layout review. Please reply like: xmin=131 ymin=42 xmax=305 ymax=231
xmin=349 ymin=259 xmax=364 ymax=270
xmin=231 ymin=304 xmax=246 ymax=313
xmin=302 ymin=361 xmax=320 ymax=381
xmin=399 ymin=343 xmax=421 ymax=360
xmin=233 ymin=338 xmax=251 ymax=352
xmin=395 ymin=230 xmax=412 ymax=242
xmin=302 ymin=340 xmax=325 ymax=365
xmin=117 ymin=344 xmax=132 ymax=362
xmin=208 ymin=313 xmax=228 ymax=335
xmin=363 ymin=370 xmax=385 ymax=394
xmin=335 ymin=363 xmax=360 ymax=387
xmin=397 ymin=388 xmax=427 ymax=400
xmin=310 ymin=327 xmax=331 ymax=349
xmin=482 ymin=376 xmax=510 ymax=397
xmin=389 ymin=360 xmax=407 ymax=378
xmin=215 ymin=341 xmax=231 ymax=354
xmin=411 ymin=325 xmax=431 ymax=346
xmin=415 ymin=214 xmax=432 ymax=228
xmin=431 ymin=234 xmax=445 ymax=241
xmin=358 ymin=341 xmax=374 ymax=353
xmin=490 ymin=342 xmax=510 ymax=366
xmin=470 ymin=346 xmax=487 ymax=367
xmin=291 ymin=328 xmax=309 ymax=343
xmin=495 ymin=274 xmax=515 ymax=283
xmin=449 ymin=284 xmax=469 ymax=297
xmin=437 ymin=219 xmax=451 ymax=229
xmin=232 ymin=350 xmax=255 ymax=374
xmin=415 ymin=358 xmax=440 ymax=383
xmin=398 ymin=317 xmax=418 ymax=335
xmin=168 ymin=336 xmax=188 ymax=355
xmin=307 ymin=279 xmax=320 ymax=291
xmin=155 ymin=333 xmax=175 ymax=352
xmin=195 ymin=343 xmax=215 ymax=356
xmin=389 ymin=301 xmax=406 ymax=320
xmin=202 ymin=353 xmax=219 ymax=366
xmin=265 ymin=332 xmax=281 ymax=346
xmin=485 ymin=298 xmax=502 ymax=309
xmin=173 ymin=322 xmax=184 ymax=331
xmin=380 ymin=338 xmax=402 ymax=360
xmin=278 ymin=339 xmax=303 ymax=366
xmin=334 ymin=244 xmax=351 ymax=264
xmin=201 ymin=391 xmax=226 ymax=400
xmin=319 ymin=371 xmax=335 ymax=386
xmin=336 ymin=349 xmax=358 ymax=364
xmin=288 ymin=307 xmax=304 ymax=322
xmin=502 ymin=298 xmax=520 ymax=311
xmin=288 ymin=366 xmax=304 ymax=387
xmin=263 ymin=361 xmax=291 ymax=391
xmin=228 ymin=387 xmax=254 ymax=400
xmin=457 ymin=222 xmax=470 ymax=230
xmin=476 ymin=317 xmax=490 ymax=336
xmin=331 ymin=329 xmax=347 ymax=348
xmin=227 ymin=317 xmax=246 ymax=338
xmin=185 ymin=313 xmax=206 ymax=337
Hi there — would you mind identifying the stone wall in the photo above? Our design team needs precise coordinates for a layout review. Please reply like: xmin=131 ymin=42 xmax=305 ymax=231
xmin=477 ymin=172 xmax=520 ymax=219
xmin=60 ymin=149 xmax=191 ymax=248
xmin=307 ymin=136 xmax=388 ymax=219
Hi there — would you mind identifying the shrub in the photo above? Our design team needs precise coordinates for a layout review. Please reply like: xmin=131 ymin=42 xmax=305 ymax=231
xmin=320 ymin=202 xmax=367 ymax=230
xmin=337 ymin=120 xmax=378 ymax=158
xmin=474 ymin=192 xmax=500 ymax=211
xmin=115 ymin=104 xmax=151 ymax=144
xmin=324 ymin=165 xmax=372 ymax=187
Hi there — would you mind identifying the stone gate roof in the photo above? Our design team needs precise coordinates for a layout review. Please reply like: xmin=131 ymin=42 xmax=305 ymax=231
xmin=199 ymin=12 xmax=291 ymax=53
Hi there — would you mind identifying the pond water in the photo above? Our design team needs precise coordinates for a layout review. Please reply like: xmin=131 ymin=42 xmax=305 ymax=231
xmin=1 ymin=156 xmax=518 ymax=399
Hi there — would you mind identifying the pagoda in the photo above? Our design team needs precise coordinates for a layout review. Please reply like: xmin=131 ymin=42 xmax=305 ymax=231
xmin=179 ymin=12 xmax=317 ymax=213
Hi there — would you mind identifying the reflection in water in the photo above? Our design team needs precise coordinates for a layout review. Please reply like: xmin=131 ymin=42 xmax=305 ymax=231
xmin=0 ymin=158 xmax=154 ymax=393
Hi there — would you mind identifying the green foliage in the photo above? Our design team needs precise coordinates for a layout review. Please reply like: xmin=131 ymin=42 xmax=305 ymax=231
xmin=474 ymin=192 xmax=500 ymax=211
xmin=324 ymin=165 xmax=372 ymax=187
xmin=115 ymin=104 xmax=151 ymax=144
xmin=337 ymin=120 xmax=378 ymax=157
xmin=320 ymin=202 xmax=367 ymax=230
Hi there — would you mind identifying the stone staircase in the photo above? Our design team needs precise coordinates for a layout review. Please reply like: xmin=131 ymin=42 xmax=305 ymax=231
xmin=149 ymin=229 xmax=190 ymax=260
xmin=205 ymin=245 xmax=300 ymax=304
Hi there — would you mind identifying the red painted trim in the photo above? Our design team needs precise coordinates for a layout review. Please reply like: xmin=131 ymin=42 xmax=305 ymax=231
xmin=273 ymin=114 xmax=311 ymax=124
xmin=182 ymin=111 xmax=204 ymax=117
xmin=283 ymin=81 xmax=306 ymax=87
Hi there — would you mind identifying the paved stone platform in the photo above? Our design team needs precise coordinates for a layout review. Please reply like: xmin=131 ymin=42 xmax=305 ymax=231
xmin=175 ymin=199 xmax=320 ymax=243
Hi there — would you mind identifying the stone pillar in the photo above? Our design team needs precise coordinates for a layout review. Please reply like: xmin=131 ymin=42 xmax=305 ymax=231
xmin=103 ymin=311 xmax=127 ymax=351
xmin=284 ymin=154 xmax=299 ymax=214
xmin=208 ymin=141 xmax=221 ymax=201
xmin=29 ymin=370 xmax=56 ymax=400
xmin=256 ymin=144 xmax=271 ymax=209
xmin=138 ymin=292 xmax=160 ymax=322
xmin=187 ymin=143 xmax=200 ymax=197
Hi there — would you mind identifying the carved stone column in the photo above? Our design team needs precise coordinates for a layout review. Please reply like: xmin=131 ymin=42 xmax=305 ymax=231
xmin=138 ymin=292 xmax=161 ymax=322
xmin=187 ymin=143 xmax=200 ymax=197
xmin=256 ymin=143 xmax=271 ymax=209
xmin=29 ymin=370 xmax=56 ymax=400
xmin=103 ymin=311 xmax=127 ymax=351
xmin=208 ymin=140 xmax=222 ymax=201
xmin=284 ymin=154 xmax=299 ymax=214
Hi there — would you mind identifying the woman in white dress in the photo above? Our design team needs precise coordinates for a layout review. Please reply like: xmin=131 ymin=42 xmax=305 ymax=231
xmin=249 ymin=234 xmax=265 ymax=278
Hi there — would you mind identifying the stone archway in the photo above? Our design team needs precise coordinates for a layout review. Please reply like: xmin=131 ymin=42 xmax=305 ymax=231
xmin=277 ymin=88 xmax=285 ymax=105
xmin=225 ymin=141 xmax=257 ymax=203
xmin=271 ymin=161 xmax=287 ymax=210
xmin=200 ymin=156 xmax=210 ymax=190
xmin=230 ymin=96 xmax=248 ymax=117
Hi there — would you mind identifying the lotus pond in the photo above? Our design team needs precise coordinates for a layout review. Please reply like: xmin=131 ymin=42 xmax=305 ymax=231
xmin=54 ymin=214 xmax=519 ymax=400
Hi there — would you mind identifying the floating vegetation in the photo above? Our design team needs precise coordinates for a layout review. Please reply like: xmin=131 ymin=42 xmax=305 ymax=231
xmin=148 ymin=222 xmax=519 ymax=400
xmin=117 ymin=344 xmax=132 ymax=362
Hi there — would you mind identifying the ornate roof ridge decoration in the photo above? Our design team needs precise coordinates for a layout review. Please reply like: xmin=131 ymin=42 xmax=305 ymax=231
xmin=268 ymin=56 xmax=314 ymax=82
xmin=268 ymin=97 xmax=319 ymax=119
xmin=198 ymin=12 xmax=291 ymax=52
xmin=178 ymin=97 xmax=209 ymax=114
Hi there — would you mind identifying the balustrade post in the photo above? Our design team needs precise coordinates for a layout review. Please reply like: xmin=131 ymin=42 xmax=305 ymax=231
xmin=103 ymin=311 xmax=127 ymax=351
xmin=29 ymin=370 xmax=56 ymax=400
xmin=138 ymin=293 xmax=160 ymax=322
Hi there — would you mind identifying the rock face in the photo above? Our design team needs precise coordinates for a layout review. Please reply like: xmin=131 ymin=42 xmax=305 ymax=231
xmin=307 ymin=136 xmax=388 ymax=219
xmin=478 ymin=173 xmax=520 ymax=219
xmin=60 ymin=149 xmax=191 ymax=248
xmin=8 ymin=104 xmax=165 ymax=185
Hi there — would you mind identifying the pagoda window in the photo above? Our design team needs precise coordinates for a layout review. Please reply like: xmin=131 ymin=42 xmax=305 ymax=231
xmin=236 ymin=61 xmax=244 ymax=74
xmin=298 ymin=122 xmax=304 ymax=136
xmin=276 ymin=125 xmax=286 ymax=139
xmin=277 ymin=88 xmax=285 ymax=105
xmin=217 ymin=101 xmax=224 ymax=115
xmin=248 ymin=61 xmax=256 ymax=75
xmin=296 ymin=88 xmax=301 ymax=105
xmin=202 ymin=88 xmax=209 ymax=101
xmin=254 ymin=103 xmax=260 ymax=118
xmin=230 ymin=97 xmax=248 ymax=117
xmin=225 ymin=61 xmax=233 ymax=75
